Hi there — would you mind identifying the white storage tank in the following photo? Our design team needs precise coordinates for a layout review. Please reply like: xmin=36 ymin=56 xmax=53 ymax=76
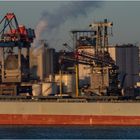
xmin=42 ymin=82 xmax=57 ymax=96
xmin=32 ymin=84 xmax=42 ymax=96
xmin=55 ymin=74 xmax=75 ymax=94
xmin=62 ymin=74 xmax=75 ymax=93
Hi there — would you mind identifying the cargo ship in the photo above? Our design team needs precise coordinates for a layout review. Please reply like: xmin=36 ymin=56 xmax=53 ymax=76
xmin=0 ymin=13 xmax=140 ymax=125
xmin=0 ymin=96 xmax=140 ymax=125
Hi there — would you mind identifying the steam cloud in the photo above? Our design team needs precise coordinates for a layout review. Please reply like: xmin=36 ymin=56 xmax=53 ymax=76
xmin=34 ymin=20 xmax=48 ymax=47
xmin=33 ymin=1 xmax=101 ymax=49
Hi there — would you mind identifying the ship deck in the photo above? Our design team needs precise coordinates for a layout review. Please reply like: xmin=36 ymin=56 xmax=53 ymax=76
xmin=0 ymin=95 xmax=140 ymax=103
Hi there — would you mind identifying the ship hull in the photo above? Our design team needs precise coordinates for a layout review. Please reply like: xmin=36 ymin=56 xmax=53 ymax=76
xmin=0 ymin=101 xmax=140 ymax=125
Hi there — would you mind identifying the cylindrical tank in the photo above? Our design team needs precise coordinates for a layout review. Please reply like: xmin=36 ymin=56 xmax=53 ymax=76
xmin=42 ymin=82 xmax=57 ymax=96
xmin=62 ymin=74 xmax=75 ymax=93
xmin=32 ymin=84 xmax=42 ymax=96
xmin=55 ymin=74 xmax=75 ymax=94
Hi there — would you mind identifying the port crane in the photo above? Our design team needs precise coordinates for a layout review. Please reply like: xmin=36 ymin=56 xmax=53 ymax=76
xmin=0 ymin=13 xmax=35 ymax=95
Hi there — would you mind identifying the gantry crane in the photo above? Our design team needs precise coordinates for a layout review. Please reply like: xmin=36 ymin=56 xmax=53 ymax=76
xmin=0 ymin=13 xmax=35 ymax=95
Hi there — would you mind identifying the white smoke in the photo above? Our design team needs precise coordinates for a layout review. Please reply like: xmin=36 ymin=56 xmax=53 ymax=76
xmin=33 ymin=1 xmax=101 ymax=49
xmin=33 ymin=20 xmax=47 ymax=48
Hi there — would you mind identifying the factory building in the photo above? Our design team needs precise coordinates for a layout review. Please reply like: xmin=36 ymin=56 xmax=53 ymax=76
xmin=30 ymin=41 xmax=139 ymax=94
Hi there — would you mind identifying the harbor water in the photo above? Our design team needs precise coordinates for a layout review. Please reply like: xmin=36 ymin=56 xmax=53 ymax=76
xmin=0 ymin=126 xmax=140 ymax=139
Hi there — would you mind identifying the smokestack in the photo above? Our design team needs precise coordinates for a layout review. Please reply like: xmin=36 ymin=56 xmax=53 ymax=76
xmin=33 ymin=1 xmax=101 ymax=49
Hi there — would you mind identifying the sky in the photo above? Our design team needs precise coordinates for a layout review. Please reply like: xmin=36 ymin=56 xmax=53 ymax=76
xmin=0 ymin=1 xmax=140 ymax=50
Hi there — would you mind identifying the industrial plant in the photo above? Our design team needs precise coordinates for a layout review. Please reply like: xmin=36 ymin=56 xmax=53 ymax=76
xmin=0 ymin=13 xmax=140 ymax=125
xmin=29 ymin=19 xmax=140 ymax=97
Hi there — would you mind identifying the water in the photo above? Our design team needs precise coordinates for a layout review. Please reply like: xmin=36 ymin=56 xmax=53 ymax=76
xmin=0 ymin=126 xmax=140 ymax=139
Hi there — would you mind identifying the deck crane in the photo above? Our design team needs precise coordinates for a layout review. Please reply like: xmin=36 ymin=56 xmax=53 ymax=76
xmin=0 ymin=13 xmax=35 ymax=95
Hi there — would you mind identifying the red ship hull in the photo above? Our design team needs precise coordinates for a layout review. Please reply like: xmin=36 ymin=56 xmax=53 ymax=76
xmin=0 ymin=114 xmax=140 ymax=126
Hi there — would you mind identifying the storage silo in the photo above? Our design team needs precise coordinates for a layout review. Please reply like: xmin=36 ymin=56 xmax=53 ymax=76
xmin=116 ymin=45 xmax=139 ymax=88
xmin=36 ymin=41 xmax=55 ymax=81
xmin=37 ymin=47 xmax=44 ymax=81
xmin=44 ymin=48 xmax=55 ymax=77
xmin=30 ymin=48 xmax=38 ymax=80
xmin=109 ymin=45 xmax=139 ymax=92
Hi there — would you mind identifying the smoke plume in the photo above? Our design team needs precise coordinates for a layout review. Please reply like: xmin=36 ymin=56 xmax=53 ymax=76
xmin=34 ymin=20 xmax=47 ymax=47
xmin=33 ymin=1 xmax=101 ymax=49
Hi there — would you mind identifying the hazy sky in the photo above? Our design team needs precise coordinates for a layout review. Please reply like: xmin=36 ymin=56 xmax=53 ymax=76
xmin=0 ymin=1 xmax=140 ymax=50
